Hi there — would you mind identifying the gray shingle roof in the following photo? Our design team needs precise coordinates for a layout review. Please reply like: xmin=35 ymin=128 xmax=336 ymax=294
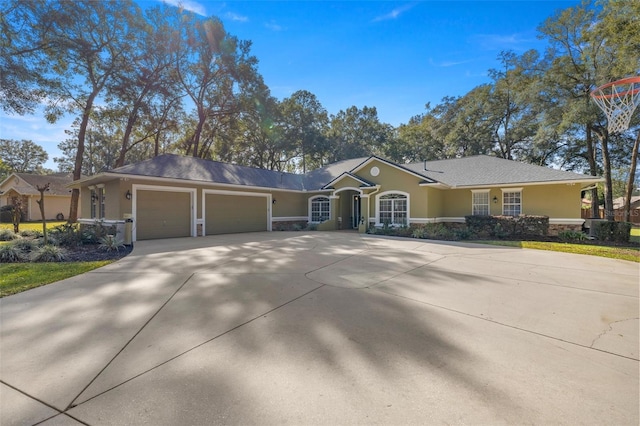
xmin=104 ymin=154 xmax=599 ymax=191
xmin=404 ymin=156 xmax=599 ymax=187
xmin=612 ymin=196 xmax=640 ymax=209
xmin=303 ymin=157 xmax=368 ymax=189
xmin=4 ymin=173 xmax=75 ymax=196
xmin=111 ymin=154 xmax=308 ymax=190
xmin=110 ymin=154 xmax=370 ymax=191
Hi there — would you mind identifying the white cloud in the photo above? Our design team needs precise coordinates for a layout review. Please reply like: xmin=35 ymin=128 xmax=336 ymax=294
xmin=440 ymin=59 xmax=475 ymax=68
xmin=161 ymin=0 xmax=207 ymax=16
xmin=372 ymin=3 xmax=415 ymax=23
xmin=226 ymin=12 xmax=248 ymax=22
xmin=470 ymin=33 xmax=536 ymax=51
xmin=265 ymin=20 xmax=283 ymax=31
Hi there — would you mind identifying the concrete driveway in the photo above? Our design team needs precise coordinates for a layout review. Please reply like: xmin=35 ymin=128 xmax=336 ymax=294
xmin=1 ymin=232 xmax=638 ymax=425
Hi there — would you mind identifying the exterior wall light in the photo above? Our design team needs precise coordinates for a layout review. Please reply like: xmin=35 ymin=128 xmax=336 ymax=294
xmin=493 ymin=196 xmax=498 ymax=204
xmin=125 ymin=190 xmax=132 ymax=200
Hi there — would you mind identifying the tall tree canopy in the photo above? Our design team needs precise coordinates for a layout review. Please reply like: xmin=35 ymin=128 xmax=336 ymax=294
xmin=1 ymin=0 xmax=637 ymax=223
xmin=280 ymin=90 xmax=329 ymax=173
xmin=327 ymin=106 xmax=394 ymax=163
xmin=0 ymin=139 xmax=49 ymax=173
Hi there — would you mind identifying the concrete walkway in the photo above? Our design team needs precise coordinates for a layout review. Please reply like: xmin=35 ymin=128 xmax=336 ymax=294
xmin=1 ymin=232 xmax=638 ymax=425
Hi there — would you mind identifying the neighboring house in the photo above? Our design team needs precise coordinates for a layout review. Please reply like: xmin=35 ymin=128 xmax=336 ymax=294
xmin=69 ymin=154 xmax=602 ymax=242
xmin=612 ymin=196 xmax=640 ymax=224
xmin=0 ymin=172 xmax=77 ymax=221
xmin=582 ymin=196 xmax=640 ymax=224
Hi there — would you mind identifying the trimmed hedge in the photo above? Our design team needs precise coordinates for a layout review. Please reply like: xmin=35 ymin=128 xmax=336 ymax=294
xmin=593 ymin=221 xmax=632 ymax=243
xmin=465 ymin=215 xmax=549 ymax=238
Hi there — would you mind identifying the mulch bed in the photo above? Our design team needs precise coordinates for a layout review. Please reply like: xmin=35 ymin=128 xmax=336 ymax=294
xmin=62 ymin=244 xmax=134 ymax=262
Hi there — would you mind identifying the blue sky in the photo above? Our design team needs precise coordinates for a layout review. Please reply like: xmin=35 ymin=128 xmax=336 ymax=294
xmin=1 ymin=0 xmax=582 ymax=170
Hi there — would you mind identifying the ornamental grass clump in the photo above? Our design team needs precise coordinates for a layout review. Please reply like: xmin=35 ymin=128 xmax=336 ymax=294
xmin=10 ymin=238 xmax=40 ymax=253
xmin=99 ymin=235 xmax=125 ymax=252
xmin=0 ymin=244 xmax=26 ymax=263
xmin=20 ymin=229 xmax=43 ymax=238
xmin=0 ymin=229 xmax=19 ymax=241
xmin=31 ymin=245 xmax=67 ymax=262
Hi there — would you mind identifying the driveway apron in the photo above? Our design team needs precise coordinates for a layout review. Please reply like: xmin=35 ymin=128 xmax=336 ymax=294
xmin=1 ymin=232 xmax=638 ymax=425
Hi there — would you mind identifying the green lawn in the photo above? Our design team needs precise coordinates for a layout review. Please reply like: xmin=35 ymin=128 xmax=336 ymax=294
xmin=0 ymin=261 xmax=114 ymax=297
xmin=0 ymin=221 xmax=66 ymax=232
xmin=631 ymin=227 xmax=640 ymax=244
xmin=476 ymin=240 xmax=639 ymax=263
xmin=1 ymin=221 xmax=115 ymax=297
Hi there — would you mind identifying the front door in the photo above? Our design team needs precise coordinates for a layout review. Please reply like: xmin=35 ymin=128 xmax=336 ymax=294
xmin=352 ymin=195 xmax=361 ymax=228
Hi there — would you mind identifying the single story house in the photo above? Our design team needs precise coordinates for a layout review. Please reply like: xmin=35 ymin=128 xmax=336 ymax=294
xmin=0 ymin=172 xmax=77 ymax=221
xmin=69 ymin=154 xmax=602 ymax=242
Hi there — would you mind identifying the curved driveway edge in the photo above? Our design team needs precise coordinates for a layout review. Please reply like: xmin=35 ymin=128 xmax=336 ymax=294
xmin=1 ymin=232 xmax=638 ymax=425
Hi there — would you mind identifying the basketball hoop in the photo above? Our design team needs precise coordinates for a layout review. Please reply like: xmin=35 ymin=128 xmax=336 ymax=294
xmin=590 ymin=76 xmax=640 ymax=134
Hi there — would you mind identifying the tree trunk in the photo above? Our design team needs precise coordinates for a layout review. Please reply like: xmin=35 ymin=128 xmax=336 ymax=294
xmin=191 ymin=110 xmax=206 ymax=158
xmin=595 ymin=129 xmax=615 ymax=221
xmin=69 ymin=92 xmax=97 ymax=223
xmin=586 ymin=125 xmax=600 ymax=218
xmin=115 ymin=108 xmax=139 ymax=167
xmin=623 ymin=132 xmax=639 ymax=222
xmin=36 ymin=183 xmax=49 ymax=245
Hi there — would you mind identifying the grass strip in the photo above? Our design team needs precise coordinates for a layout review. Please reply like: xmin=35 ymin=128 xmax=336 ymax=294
xmin=0 ymin=261 xmax=113 ymax=297
xmin=0 ymin=221 xmax=67 ymax=232
xmin=475 ymin=240 xmax=639 ymax=263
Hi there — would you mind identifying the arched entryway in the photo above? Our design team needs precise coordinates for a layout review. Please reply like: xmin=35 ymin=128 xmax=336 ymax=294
xmin=333 ymin=187 xmax=363 ymax=230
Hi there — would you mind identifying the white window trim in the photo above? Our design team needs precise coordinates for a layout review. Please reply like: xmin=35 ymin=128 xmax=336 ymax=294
xmin=375 ymin=190 xmax=410 ymax=226
xmin=332 ymin=186 xmax=363 ymax=195
xmin=501 ymin=187 xmax=523 ymax=216
xmin=308 ymin=195 xmax=331 ymax=223
xmin=471 ymin=189 xmax=490 ymax=216
xmin=98 ymin=186 xmax=106 ymax=219
xmin=89 ymin=188 xmax=98 ymax=219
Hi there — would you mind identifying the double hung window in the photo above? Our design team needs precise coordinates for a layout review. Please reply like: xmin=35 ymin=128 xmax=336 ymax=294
xmin=472 ymin=190 xmax=490 ymax=216
xmin=502 ymin=190 xmax=522 ymax=216
xmin=378 ymin=193 xmax=407 ymax=225
xmin=310 ymin=196 xmax=330 ymax=222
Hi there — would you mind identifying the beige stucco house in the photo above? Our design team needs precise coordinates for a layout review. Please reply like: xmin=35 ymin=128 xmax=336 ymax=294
xmin=0 ymin=172 xmax=77 ymax=221
xmin=69 ymin=154 xmax=601 ymax=242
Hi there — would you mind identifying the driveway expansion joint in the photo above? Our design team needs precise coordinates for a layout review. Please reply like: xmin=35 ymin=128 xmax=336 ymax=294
xmin=67 ymin=273 xmax=197 ymax=410
xmin=1 ymin=380 xmax=91 ymax=426
xmin=71 ymin=282 xmax=328 ymax=409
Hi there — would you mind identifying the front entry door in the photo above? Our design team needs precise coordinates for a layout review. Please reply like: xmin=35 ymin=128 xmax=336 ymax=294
xmin=352 ymin=195 xmax=361 ymax=228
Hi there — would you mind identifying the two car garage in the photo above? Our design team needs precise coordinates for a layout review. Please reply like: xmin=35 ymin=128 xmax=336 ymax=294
xmin=133 ymin=186 xmax=270 ymax=241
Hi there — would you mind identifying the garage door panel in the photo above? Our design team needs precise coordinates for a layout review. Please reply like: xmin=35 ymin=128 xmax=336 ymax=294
xmin=206 ymin=194 xmax=267 ymax=235
xmin=137 ymin=191 xmax=191 ymax=240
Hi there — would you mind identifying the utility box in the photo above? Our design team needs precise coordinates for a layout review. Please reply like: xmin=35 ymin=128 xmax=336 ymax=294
xmin=123 ymin=213 xmax=133 ymax=245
